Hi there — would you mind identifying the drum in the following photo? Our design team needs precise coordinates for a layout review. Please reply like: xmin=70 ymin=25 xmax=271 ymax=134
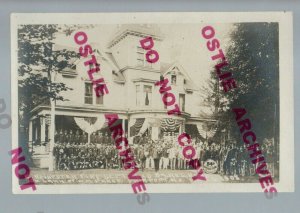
xmin=203 ymin=159 xmax=218 ymax=174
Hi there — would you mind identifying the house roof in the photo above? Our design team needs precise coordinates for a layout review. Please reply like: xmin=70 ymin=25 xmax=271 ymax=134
xmin=160 ymin=61 xmax=198 ymax=91
xmin=108 ymin=24 xmax=164 ymax=48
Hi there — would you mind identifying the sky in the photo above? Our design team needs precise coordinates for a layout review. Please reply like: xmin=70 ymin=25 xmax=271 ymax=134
xmin=54 ymin=23 xmax=234 ymax=90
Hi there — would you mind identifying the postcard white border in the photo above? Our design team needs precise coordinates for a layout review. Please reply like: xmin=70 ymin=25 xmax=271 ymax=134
xmin=11 ymin=12 xmax=294 ymax=194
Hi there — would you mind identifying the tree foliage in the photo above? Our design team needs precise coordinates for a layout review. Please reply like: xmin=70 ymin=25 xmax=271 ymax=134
xmin=18 ymin=24 xmax=90 ymax=125
xmin=204 ymin=23 xmax=279 ymax=143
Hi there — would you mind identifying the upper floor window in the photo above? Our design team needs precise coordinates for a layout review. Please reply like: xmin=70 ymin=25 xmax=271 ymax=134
xmin=85 ymin=83 xmax=93 ymax=104
xmin=137 ymin=46 xmax=153 ymax=68
xmin=171 ymin=75 xmax=177 ymax=85
xmin=144 ymin=85 xmax=152 ymax=106
xmin=136 ymin=85 xmax=141 ymax=106
xmin=85 ymin=82 xmax=104 ymax=105
xmin=179 ymin=94 xmax=185 ymax=112
xmin=135 ymin=84 xmax=152 ymax=106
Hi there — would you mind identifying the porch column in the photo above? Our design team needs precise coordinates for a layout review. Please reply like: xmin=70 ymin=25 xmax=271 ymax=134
xmin=41 ymin=117 xmax=46 ymax=153
xmin=28 ymin=120 xmax=33 ymax=153
xmin=128 ymin=117 xmax=134 ymax=145
xmin=180 ymin=120 xmax=185 ymax=133
xmin=122 ymin=119 xmax=126 ymax=135
xmin=29 ymin=120 xmax=33 ymax=142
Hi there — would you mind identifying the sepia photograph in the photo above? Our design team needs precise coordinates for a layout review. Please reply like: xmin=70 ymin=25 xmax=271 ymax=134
xmin=11 ymin=12 xmax=293 ymax=194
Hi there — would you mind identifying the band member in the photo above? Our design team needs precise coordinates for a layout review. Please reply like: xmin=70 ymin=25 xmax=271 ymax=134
xmin=178 ymin=146 xmax=184 ymax=170
xmin=96 ymin=132 xmax=103 ymax=144
xmin=227 ymin=144 xmax=239 ymax=180
xmin=74 ymin=130 xmax=80 ymax=145
xmin=139 ymin=145 xmax=146 ymax=171
xmin=219 ymin=146 xmax=226 ymax=174
xmin=168 ymin=146 xmax=176 ymax=170
xmin=53 ymin=144 xmax=60 ymax=169
xmin=163 ymin=146 xmax=170 ymax=169
xmin=69 ymin=130 xmax=75 ymax=144
xmin=59 ymin=154 xmax=69 ymax=170
xmin=103 ymin=132 xmax=108 ymax=145
xmin=142 ymin=133 xmax=148 ymax=145
xmin=64 ymin=130 xmax=70 ymax=144
xmin=105 ymin=146 xmax=112 ymax=169
xmin=146 ymin=144 xmax=154 ymax=169
xmin=263 ymin=140 xmax=275 ymax=177
xmin=80 ymin=131 xmax=88 ymax=144
xmin=54 ymin=130 xmax=59 ymax=144
xmin=222 ymin=145 xmax=230 ymax=179
xmin=58 ymin=130 xmax=64 ymax=144
xmin=91 ymin=132 xmax=97 ymax=144
xmin=133 ymin=134 xmax=141 ymax=145
xmin=153 ymin=145 xmax=161 ymax=172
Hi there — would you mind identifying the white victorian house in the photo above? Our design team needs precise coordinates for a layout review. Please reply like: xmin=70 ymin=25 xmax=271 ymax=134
xmin=27 ymin=25 xmax=216 ymax=168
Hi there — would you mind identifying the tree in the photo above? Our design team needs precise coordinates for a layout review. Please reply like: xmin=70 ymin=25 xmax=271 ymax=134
xmin=203 ymin=23 xmax=279 ymax=145
xmin=17 ymin=24 xmax=93 ymax=158
xmin=224 ymin=23 xmax=279 ymax=143
xmin=200 ymin=68 xmax=233 ymax=144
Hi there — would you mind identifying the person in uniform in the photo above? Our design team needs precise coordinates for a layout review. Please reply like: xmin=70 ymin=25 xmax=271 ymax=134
xmin=168 ymin=146 xmax=175 ymax=170
xmin=139 ymin=145 xmax=146 ymax=171
xmin=177 ymin=146 xmax=184 ymax=170
xmin=133 ymin=135 xmax=141 ymax=145
xmin=53 ymin=143 xmax=60 ymax=169
xmin=91 ymin=132 xmax=97 ymax=144
xmin=159 ymin=143 xmax=165 ymax=170
xmin=96 ymin=132 xmax=103 ymax=145
xmin=58 ymin=130 xmax=64 ymax=144
xmin=148 ymin=144 xmax=154 ymax=169
xmin=69 ymin=130 xmax=75 ymax=144
xmin=105 ymin=146 xmax=112 ymax=169
xmin=265 ymin=140 xmax=275 ymax=177
xmin=74 ymin=130 xmax=80 ymax=145
xmin=163 ymin=145 xmax=170 ymax=169
xmin=227 ymin=144 xmax=239 ymax=180
xmin=79 ymin=131 xmax=84 ymax=144
xmin=222 ymin=145 xmax=231 ymax=179
xmin=107 ymin=133 xmax=113 ymax=145
xmin=82 ymin=131 xmax=88 ymax=144
xmin=153 ymin=145 xmax=161 ymax=172
xmin=54 ymin=130 xmax=59 ymax=144
xmin=65 ymin=130 xmax=71 ymax=144
xmin=102 ymin=133 xmax=108 ymax=145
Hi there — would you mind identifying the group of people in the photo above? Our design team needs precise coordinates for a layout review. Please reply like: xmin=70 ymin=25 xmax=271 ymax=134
xmin=54 ymin=130 xmax=115 ymax=145
xmin=53 ymin=130 xmax=121 ymax=170
xmin=52 ymin=129 xmax=276 ymax=181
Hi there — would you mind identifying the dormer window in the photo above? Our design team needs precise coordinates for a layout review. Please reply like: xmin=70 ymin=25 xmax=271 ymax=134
xmin=171 ymin=75 xmax=177 ymax=85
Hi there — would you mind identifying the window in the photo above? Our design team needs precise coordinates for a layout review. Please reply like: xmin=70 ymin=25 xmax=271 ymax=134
xmin=137 ymin=46 xmax=153 ymax=68
xmin=96 ymin=95 xmax=103 ymax=105
xmin=85 ymin=83 xmax=93 ymax=104
xmin=143 ymin=85 xmax=152 ymax=106
xmin=179 ymin=94 xmax=185 ymax=112
xmin=85 ymin=82 xmax=104 ymax=105
xmin=136 ymin=85 xmax=141 ymax=106
xmin=171 ymin=75 xmax=177 ymax=85
xmin=136 ymin=84 xmax=152 ymax=107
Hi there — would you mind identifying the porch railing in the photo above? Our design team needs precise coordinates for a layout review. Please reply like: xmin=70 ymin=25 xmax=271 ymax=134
xmin=29 ymin=140 xmax=50 ymax=155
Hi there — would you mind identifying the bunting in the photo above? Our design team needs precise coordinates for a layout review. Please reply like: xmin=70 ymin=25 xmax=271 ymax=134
xmin=160 ymin=118 xmax=181 ymax=132
xmin=196 ymin=123 xmax=217 ymax=139
xmin=74 ymin=117 xmax=107 ymax=135
xmin=129 ymin=118 xmax=145 ymax=137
